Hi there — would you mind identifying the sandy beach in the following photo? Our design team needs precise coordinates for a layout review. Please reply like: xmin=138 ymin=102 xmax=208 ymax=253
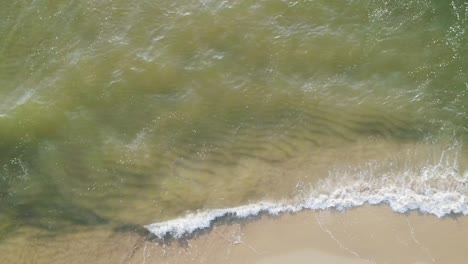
xmin=1 ymin=206 xmax=467 ymax=264
xmin=132 ymin=206 xmax=468 ymax=264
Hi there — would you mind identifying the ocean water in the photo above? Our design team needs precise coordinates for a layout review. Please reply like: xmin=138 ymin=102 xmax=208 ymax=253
xmin=0 ymin=0 xmax=467 ymax=256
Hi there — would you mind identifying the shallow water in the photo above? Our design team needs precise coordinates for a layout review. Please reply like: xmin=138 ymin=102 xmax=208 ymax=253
xmin=0 ymin=0 xmax=467 ymax=260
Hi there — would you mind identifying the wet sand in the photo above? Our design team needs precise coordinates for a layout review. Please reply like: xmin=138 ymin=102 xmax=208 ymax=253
xmin=136 ymin=206 xmax=467 ymax=264
xmin=1 ymin=205 xmax=467 ymax=263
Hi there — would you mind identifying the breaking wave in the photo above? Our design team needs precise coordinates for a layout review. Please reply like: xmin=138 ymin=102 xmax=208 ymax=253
xmin=145 ymin=144 xmax=468 ymax=239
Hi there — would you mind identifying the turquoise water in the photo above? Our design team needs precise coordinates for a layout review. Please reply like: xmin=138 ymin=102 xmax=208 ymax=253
xmin=0 ymin=0 xmax=467 ymax=259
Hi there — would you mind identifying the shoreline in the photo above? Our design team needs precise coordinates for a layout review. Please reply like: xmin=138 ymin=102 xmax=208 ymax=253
xmin=2 ymin=205 xmax=467 ymax=263
xmin=134 ymin=205 xmax=468 ymax=264
xmin=1 ymin=140 xmax=466 ymax=263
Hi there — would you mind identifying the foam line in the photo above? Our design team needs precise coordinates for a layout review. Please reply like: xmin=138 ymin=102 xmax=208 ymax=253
xmin=146 ymin=146 xmax=468 ymax=239
xmin=145 ymin=186 xmax=468 ymax=239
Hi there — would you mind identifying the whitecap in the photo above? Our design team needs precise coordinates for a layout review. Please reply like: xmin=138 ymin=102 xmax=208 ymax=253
xmin=145 ymin=143 xmax=468 ymax=239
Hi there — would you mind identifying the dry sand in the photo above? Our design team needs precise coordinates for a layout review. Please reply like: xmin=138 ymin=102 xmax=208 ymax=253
xmin=1 ymin=205 xmax=467 ymax=263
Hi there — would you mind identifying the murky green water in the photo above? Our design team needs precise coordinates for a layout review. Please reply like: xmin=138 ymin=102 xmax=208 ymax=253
xmin=0 ymin=0 xmax=467 ymax=256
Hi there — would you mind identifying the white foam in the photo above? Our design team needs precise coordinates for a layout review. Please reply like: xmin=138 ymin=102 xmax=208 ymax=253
xmin=145 ymin=188 xmax=468 ymax=239
xmin=145 ymin=145 xmax=468 ymax=239
xmin=145 ymin=202 xmax=294 ymax=239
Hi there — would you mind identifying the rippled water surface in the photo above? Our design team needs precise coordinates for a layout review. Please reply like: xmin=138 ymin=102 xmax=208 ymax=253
xmin=0 ymin=0 xmax=467 ymax=259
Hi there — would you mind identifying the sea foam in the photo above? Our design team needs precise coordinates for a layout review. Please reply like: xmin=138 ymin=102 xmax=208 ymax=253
xmin=145 ymin=145 xmax=468 ymax=239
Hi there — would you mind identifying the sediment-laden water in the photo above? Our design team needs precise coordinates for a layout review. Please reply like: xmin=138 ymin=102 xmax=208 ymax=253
xmin=0 ymin=0 xmax=467 ymax=262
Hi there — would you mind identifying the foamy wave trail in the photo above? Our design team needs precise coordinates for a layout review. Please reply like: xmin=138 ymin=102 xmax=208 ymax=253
xmin=145 ymin=202 xmax=298 ymax=239
xmin=145 ymin=145 xmax=468 ymax=239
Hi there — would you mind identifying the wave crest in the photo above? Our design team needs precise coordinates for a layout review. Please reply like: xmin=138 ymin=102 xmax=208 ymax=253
xmin=145 ymin=143 xmax=468 ymax=239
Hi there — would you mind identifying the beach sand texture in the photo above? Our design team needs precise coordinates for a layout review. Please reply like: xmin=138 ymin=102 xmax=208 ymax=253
xmin=1 ymin=206 xmax=467 ymax=263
